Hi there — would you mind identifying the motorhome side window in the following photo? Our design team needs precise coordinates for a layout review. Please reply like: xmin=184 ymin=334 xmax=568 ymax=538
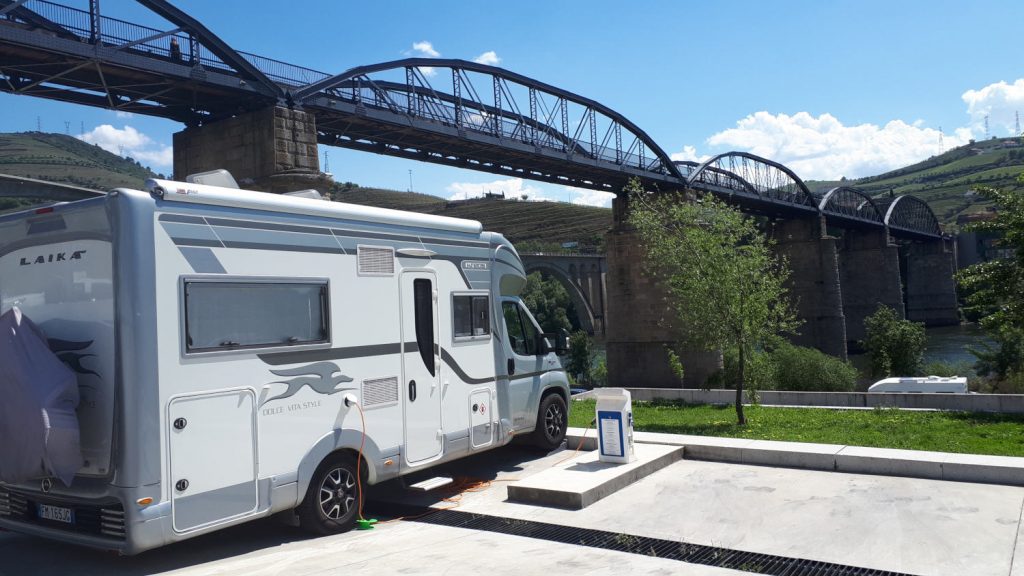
xmin=502 ymin=301 xmax=538 ymax=356
xmin=453 ymin=294 xmax=490 ymax=339
xmin=183 ymin=280 xmax=329 ymax=353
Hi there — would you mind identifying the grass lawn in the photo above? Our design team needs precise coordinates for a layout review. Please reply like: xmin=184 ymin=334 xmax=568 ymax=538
xmin=568 ymin=399 xmax=1024 ymax=457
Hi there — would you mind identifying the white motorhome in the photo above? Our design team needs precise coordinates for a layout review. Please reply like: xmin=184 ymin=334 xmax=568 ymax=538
xmin=0 ymin=177 xmax=571 ymax=554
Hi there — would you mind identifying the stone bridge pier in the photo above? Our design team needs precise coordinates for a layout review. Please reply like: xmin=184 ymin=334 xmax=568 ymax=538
xmin=520 ymin=253 xmax=607 ymax=339
xmin=604 ymin=197 xmax=721 ymax=389
xmin=173 ymin=105 xmax=330 ymax=192
xmin=838 ymin=228 xmax=904 ymax=349
xmin=771 ymin=217 xmax=848 ymax=359
xmin=901 ymin=238 xmax=959 ymax=326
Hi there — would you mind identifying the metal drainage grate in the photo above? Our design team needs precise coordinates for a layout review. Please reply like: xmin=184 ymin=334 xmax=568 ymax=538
xmin=378 ymin=505 xmax=919 ymax=576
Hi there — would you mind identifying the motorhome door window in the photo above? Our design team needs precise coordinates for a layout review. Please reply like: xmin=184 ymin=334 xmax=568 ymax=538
xmin=502 ymin=301 xmax=539 ymax=356
xmin=413 ymin=278 xmax=436 ymax=376
xmin=453 ymin=294 xmax=490 ymax=339
xmin=183 ymin=279 xmax=329 ymax=353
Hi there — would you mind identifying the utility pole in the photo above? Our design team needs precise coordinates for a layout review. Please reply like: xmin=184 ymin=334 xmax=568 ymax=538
xmin=80 ymin=121 xmax=85 ymax=135
xmin=408 ymin=169 xmax=413 ymax=193
xmin=984 ymin=115 xmax=990 ymax=139
xmin=938 ymin=126 xmax=944 ymax=154
xmin=36 ymin=116 xmax=41 ymax=132
xmin=322 ymin=150 xmax=330 ymax=174
xmin=64 ymin=121 xmax=70 ymax=135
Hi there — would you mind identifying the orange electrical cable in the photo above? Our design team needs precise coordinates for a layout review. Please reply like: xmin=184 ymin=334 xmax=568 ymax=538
xmin=354 ymin=401 xmax=367 ymax=521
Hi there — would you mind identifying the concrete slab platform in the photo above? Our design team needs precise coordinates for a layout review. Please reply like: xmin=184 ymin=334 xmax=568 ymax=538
xmin=507 ymin=443 xmax=683 ymax=509
xmin=567 ymin=427 xmax=1024 ymax=487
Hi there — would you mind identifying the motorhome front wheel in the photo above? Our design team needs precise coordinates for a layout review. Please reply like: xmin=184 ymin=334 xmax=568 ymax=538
xmin=531 ymin=393 xmax=568 ymax=450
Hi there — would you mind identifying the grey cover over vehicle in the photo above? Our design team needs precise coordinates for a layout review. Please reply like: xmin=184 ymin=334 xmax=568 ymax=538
xmin=0 ymin=307 xmax=82 ymax=486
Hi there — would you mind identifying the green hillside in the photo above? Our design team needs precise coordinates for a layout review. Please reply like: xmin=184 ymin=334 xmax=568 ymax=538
xmin=4 ymin=130 xmax=1020 ymax=244
xmin=807 ymin=137 xmax=1024 ymax=228
xmin=0 ymin=131 xmax=159 ymax=212
xmin=331 ymin=184 xmax=611 ymax=251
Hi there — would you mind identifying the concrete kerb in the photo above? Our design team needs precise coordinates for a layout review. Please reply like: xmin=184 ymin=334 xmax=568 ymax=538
xmin=565 ymin=427 xmax=1024 ymax=488
xmin=573 ymin=388 xmax=1024 ymax=413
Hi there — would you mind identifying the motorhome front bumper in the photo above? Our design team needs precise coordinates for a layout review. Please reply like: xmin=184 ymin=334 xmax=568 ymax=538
xmin=0 ymin=485 xmax=163 ymax=555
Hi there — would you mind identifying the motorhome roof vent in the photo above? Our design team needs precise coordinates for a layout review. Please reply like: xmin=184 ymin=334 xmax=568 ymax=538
xmin=185 ymin=169 xmax=239 ymax=189
xmin=357 ymin=246 xmax=395 ymax=276
xmin=362 ymin=376 xmax=399 ymax=408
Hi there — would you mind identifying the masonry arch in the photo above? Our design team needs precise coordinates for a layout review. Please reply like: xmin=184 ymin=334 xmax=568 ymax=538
xmin=521 ymin=262 xmax=596 ymax=335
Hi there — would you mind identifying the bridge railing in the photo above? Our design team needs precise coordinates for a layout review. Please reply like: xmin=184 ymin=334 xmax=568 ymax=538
xmin=20 ymin=0 xmax=327 ymax=87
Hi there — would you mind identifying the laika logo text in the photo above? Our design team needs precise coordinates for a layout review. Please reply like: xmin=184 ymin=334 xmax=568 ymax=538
xmin=20 ymin=250 xmax=87 ymax=266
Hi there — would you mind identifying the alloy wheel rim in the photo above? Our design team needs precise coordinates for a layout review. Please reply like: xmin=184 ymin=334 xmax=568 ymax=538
xmin=545 ymin=402 xmax=565 ymax=438
xmin=318 ymin=467 xmax=356 ymax=520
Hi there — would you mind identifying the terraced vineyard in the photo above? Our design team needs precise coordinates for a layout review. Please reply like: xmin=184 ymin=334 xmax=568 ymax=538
xmin=807 ymin=137 xmax=1024 ymax=228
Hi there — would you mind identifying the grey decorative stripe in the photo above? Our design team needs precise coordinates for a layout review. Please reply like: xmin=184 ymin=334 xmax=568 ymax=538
xmin=206 ymin=216 xmax=334 ymax=236
xmin=178 ymin=247 xmax=226 ymax=274
xmin=260 ymin=342 xmax=405 ymax=366
xmin=172 ymin=237 xmax=223 ymax=248
xmin=439 ymin=348 xmax=494 ymax=385
xmin=220 ymin=240 xmax=345 ymax=254
xmin=158 ymin=213 xmax=206 ymax=225
xmin=495 ymin=256 xmax=525 ymax=274
xmin=260 ymin=341 xmax=534 ymax=387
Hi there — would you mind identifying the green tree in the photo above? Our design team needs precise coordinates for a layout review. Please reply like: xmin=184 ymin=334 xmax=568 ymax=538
xmin=628 ymin=182 xmax=799 ymax=424
xmin=861 ymin=305 xmax=926 ymax=377
xmin=519 ymin=272 xmax=577 ymax=333
xmin=957 ymin=178 xmax=1024 ymax=381
xmin=565 ymin=330 xmax=594 ymax=386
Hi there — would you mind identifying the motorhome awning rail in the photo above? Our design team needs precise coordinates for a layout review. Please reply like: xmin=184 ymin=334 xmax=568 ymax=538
xmin=143 ymin=178 xmax=483 ymax=235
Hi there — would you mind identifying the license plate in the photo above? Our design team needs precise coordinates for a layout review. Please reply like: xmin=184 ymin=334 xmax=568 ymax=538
xmin=37 ymin=503 xmax=74 ymax=524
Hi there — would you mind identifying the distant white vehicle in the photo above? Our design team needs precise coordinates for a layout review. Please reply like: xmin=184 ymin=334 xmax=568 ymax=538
xmin=0 ymin=175 xmax=571 ymax=554
xmin=868 ymin=376 xmax=969 ymax=394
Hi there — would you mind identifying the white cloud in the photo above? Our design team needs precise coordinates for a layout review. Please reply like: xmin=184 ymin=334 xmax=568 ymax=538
xmin=446 ymin=177 xmax=553 ymax=201
xmin=962 ymin=79 xmax=1024 ymax=137
xmin=565 ymin=186 xmax=614 ymax=208
xmin=78 ymin=124 xmax=173 ymax=171
xmin=473 ymin=51 xmax=501 ymax=66
xmin=411 ymin=41 xmax=440 ymax=58
xmin=407 ymin=41 xmax=440 ymax=77
xmin=705 ymin=111 xmax=972 ymax=180
xmin=114 ymin=111 xmax=134 ymax=119
xmin=669 ymin=145 xmax=708 ymax=164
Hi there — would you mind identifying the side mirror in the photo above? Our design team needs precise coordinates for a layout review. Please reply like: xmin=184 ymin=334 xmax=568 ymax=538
xmin=540 ymin=329 xmax=570 ymax=356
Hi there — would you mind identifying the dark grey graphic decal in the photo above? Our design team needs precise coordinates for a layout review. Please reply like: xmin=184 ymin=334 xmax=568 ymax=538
xmin=263 ymin=361 xmax=356 ymax=405
xmin=49 ymin=338 xmax=99 ymax=378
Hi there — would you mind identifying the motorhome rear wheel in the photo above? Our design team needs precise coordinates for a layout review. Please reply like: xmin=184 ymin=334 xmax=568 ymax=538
xmin=297 ymin=453 xmax=361 ymax=535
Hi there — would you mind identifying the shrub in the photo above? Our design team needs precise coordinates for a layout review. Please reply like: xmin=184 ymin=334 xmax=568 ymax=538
xmin=770 ymin=343 xmax=857 ymax=392
xmin=862 ymin=305 xmax=926 ymax=377
xmin=592 ymin=358 xmax=608 ymax=388
xmin=565 ymin=331 xmax=593 ymax=386
xmin=922 ymin=360 xmax=973 ymax=378
xmin=709 ymin=342 xmax=857 ymax=392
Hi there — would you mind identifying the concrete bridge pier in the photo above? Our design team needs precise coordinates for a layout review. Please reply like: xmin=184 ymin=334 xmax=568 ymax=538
xmin=173 ymin=105 xmax=330 ymax=193
xmin=604 ymin=197 xmax=721 ymax=389
xmin=903 ymin=239 xmax=959 ymax=326
xmin=771 ymin=217 xmax=848 ymax=359
xmin=839 ymin=228 xmax=904 ymax=349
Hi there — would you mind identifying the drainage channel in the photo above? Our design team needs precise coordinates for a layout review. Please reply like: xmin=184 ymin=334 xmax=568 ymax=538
xmin=373 ymin=505 xmax=918 ymax=576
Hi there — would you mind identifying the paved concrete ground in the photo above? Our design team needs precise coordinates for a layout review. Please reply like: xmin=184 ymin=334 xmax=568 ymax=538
xmin=2 ymin=444 xmax=1022 ymax=576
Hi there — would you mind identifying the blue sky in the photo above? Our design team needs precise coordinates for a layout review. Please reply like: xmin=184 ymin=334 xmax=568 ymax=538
xmin=3 ymin=0 xmax=1024 ymax=206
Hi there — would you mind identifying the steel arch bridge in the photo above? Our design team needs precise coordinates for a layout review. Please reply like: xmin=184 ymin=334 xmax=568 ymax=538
xmin=0 ymin=0 xmax=944 ymax=240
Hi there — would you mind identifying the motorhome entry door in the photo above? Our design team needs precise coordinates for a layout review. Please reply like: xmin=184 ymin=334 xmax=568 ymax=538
xmin=400 ymin=270 xmax=443 ymax=465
